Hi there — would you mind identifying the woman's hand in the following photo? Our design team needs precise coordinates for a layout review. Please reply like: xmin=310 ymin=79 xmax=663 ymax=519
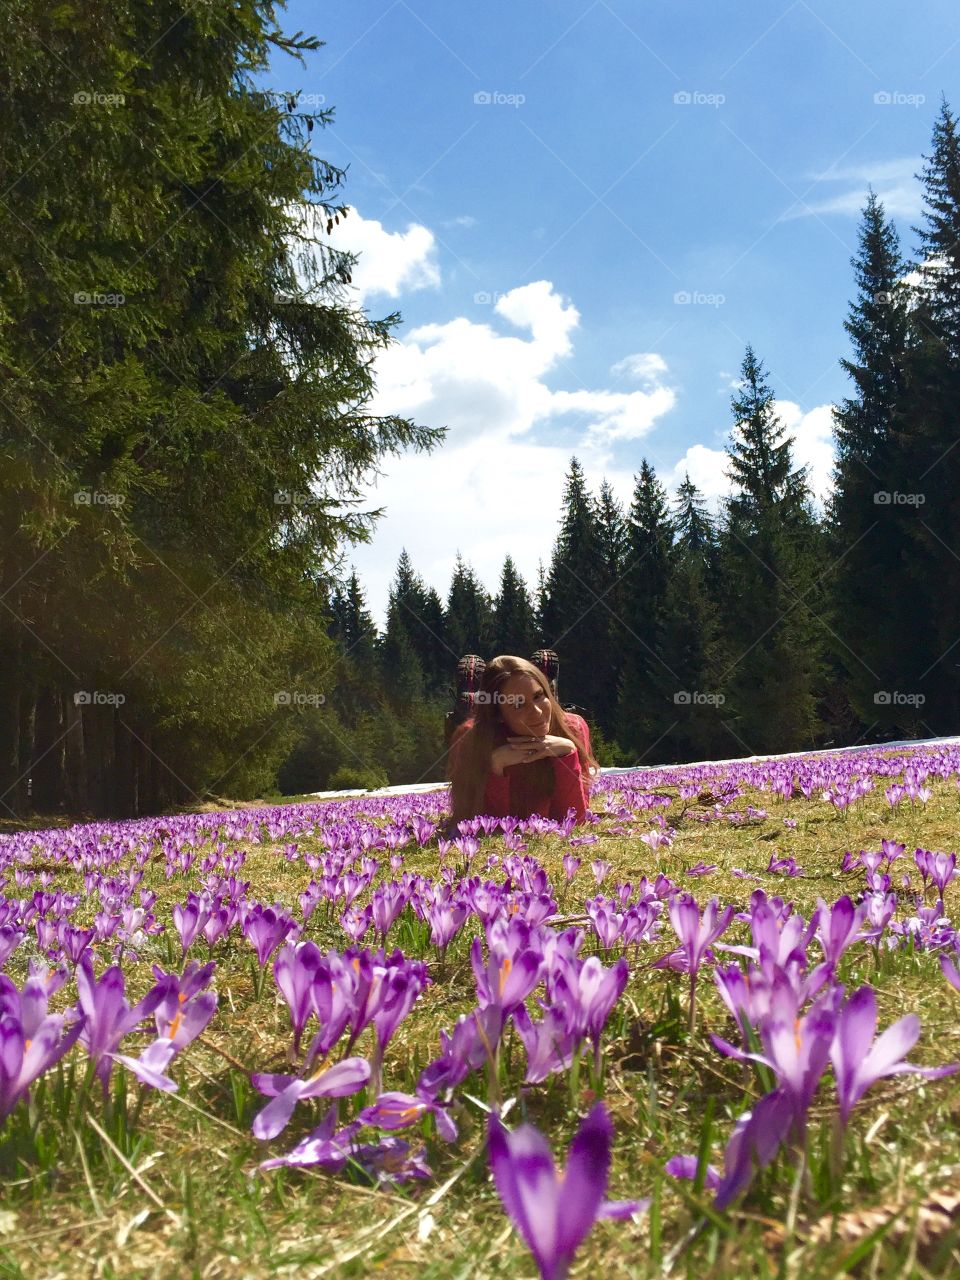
xmin=491 ymin=735 xmax=576 ymax=775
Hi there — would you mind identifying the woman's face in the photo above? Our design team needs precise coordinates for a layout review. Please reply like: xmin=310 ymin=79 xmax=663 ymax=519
xmin=496 ymin=673 xmax=552 ymax=738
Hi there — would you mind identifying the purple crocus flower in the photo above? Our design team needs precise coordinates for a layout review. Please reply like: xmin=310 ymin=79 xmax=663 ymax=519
xmin=258 ymin=1114 xmax=363 ymax=1171
xmin=172 ymin=894 xmax=210 ymax=955
xmin=830 ymin=985 xmax=959 ymax=1126
xmin=144 ymin=963 xmax=218 ymax=1067
xmin=562 ymin=855 xmax=581 ymax=883
xmin=274 ymin=941 xmax=323 ymax=1055
xmin=358 ymin=1090 xmax=458 ymax=1142
xmin=814 ymin=895 xmax=867 ymax=969
xmin=242 ymin=904 xmax=295 ymax=966
xmin=56 ymin=922 xmax=95 ymax=966
xmin=590 ymin=859 xmax=612 ymax=886
xmin=0 ymin=970 xmax=84 ymax=1123
xmin=655 ymin=894 xmax=734 ymax=1033
xmin=664 ymin=1153 xmax=721 ymax=1190
xmin=552 ymin=955 xmax=628 ymax=1071
xmin=75 ymin=955 xmax=170 ymax=1096
xmin=352 ymin=1135 xmax=432 ymax=1185
xmin=0 ymin=927 xmax=24 ymax=968
xmin=251 ymin=1056 xmax=371 ymax=1140
xmin=424 ymin=899 xmax=468 ymax=953
xmin=487 ymin=1102 xmax=649 ymax=1280
xmin=930 ymin=852 xmax=958 ymax=896
xmin=513 ymin=1005 xmax=576 ymax=1083
xmin=713 ymin=1089 xmax=794 ymax=1210
xmin=470 ymin=935 xmax=542 ymax=1014
xmin=881 ymin=839 xmax=905 ymax=862
xmin=417 ymin=1005 xmax=503 ymax=1099
xmin=340 ymin=903 xmax=372 ymax=943
xmin=364 ymin=957 xmax=429 ymax=1095
xmin=713 ymin=978 xmax=840 ymax=1135
xmin=661 ymin=895 xmax=735 ymax=973
xmin=370 ymin=882 xmax=407 ymax=944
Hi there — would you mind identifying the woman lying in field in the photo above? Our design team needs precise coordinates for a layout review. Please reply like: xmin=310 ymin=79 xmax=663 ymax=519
xmin=446 ymin=654 xmax=598 ymax=832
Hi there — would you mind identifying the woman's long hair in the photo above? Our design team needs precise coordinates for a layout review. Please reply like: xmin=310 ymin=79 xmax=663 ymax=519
xmin=446 ymin=655 xmax=599 ymax=830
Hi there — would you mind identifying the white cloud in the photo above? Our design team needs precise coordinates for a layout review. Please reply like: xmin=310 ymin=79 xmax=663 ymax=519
xmin=665 ymin=443 xmax=732 ymax=508
xmin=611 ymin=352 xmax=670 ymax=385
xmin=780 ymin=156 xmax=923 ymax=223
xmin=314 ymin=213 xmax=838 ymax=630
xmin=548 ymin=385 xmax=676 ymax=446
xmin=774 ymin=401 xmax=836 ymax=507
xmin=667 ymin=402 xmax=837 ymax=515
xmin=343 ymin=278 xmax=674 ymax=627
xmin=318 ymin=207 xmax=441 ymax=299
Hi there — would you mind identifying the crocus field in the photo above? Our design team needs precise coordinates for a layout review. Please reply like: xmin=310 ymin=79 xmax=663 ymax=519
xmin=4 ymin=745 xmax=960 ymax=1279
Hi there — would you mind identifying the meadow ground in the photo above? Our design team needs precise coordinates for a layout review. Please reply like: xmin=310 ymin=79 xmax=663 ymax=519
xmin=2 ymin=744 xmax=960 ymax=1280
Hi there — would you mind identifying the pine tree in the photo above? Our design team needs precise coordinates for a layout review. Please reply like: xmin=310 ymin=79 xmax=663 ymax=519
xmin=386 ymin=549 xmax=449 ymax=689
xmin=614 ymin=460 xmax=677 ymax=757
xmin=0 ymin=2 xmax=443 ymax=815
xmin=540 ymin=458 xmax=605 ymax=715
xmin=327 ymin=570 xmax=382 ymax=720
xmin=672 ymin=473 xmax=717 ymax=564
xmin=659 ymin=475 xmax=729 ymax=759
xmin=592 ymin=480 xmax=630 ymax=735
xmin=717 ymin=347 xmax=825 ymax=754
xmin=445 ymin=554 xmax=495 ymax=659
xmin=493 ymin=556 xmax=537 ymax=656
xmin=825 ymin=190 xmax=922 ymax=739
xmin=379 ymin=599 xmax=426 ymax=707
xmin=884 ymin=97 xmax=960 ymax=731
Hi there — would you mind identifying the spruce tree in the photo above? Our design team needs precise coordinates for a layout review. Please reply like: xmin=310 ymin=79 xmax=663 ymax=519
xmin=327 ymin=570 xmax=382 ymax=720
xmin=660 ymin=475 xmax=728 ymax=759
xmin=717 ymin=348 xmax=825 ymax=753
xmin=445 ymin=554 xmax=495 ymax=659
xmin=493 ymin=556 xmax=537 ymax=656
xmin=614 ymin=460 xmax=677 ymax=757
xmin=540 ymin=458 xmax=605 ymax=715
xmin=672 ymin=473 xmax=718 ymax=565
xmin=379 ymin=599 xmax=426 ymax=707
xmin=0 ymin=1 xmax=442 ymax=815
xmin=886 ymin=97 xmax=960 ymax=731
xmin=825 ymin=190 xmax=922 ymax=738
xmin=592 ymin=480 xmax=630 ymax=736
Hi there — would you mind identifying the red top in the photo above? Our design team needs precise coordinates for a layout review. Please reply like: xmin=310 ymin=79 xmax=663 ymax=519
xmin=448 ymin=713 xmax=592 ymax=824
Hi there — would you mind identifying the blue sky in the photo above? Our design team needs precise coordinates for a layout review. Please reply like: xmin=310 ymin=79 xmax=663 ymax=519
xmin=261 ymin=1 xmax=957 ymax=630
